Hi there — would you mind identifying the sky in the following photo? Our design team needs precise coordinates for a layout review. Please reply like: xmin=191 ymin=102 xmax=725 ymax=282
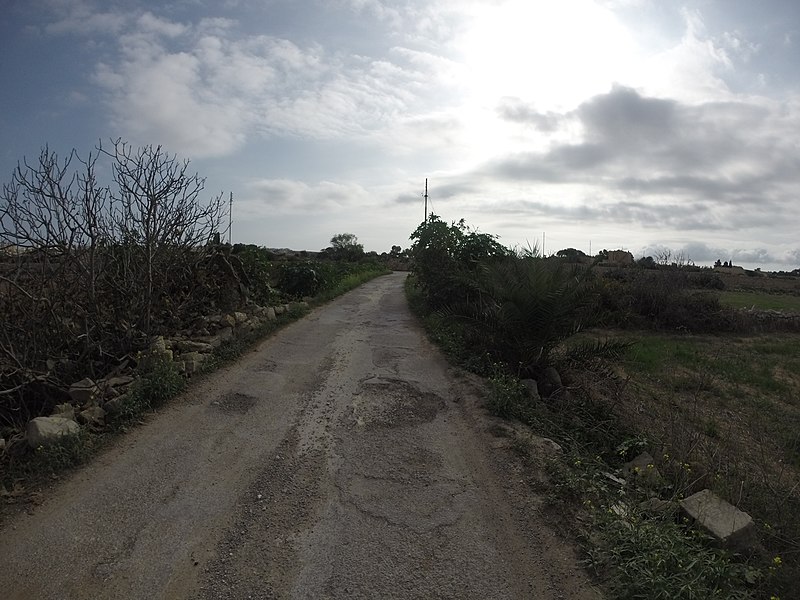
xmin=1 ymin=0 xmax=799 ymax=271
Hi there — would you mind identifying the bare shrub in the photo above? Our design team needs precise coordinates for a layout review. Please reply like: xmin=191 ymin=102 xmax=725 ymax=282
xmin=0 ymin=141 xmax=228 ymax=425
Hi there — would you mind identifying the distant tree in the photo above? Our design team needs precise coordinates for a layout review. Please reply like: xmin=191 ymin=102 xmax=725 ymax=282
xmin=637 ymin=256 xmax=657 ymax=269
xmin=390 ymin=245 xmax=402 ymax=257
xmin=325 ymin=233 xmax=364 ymax=261
xmin=714 ymin=259 xmax=722 ymax=267
xmin=655 ymin=248 xmax=673 ymax=266
xmin=556 ymin=248 xmax=587 ymax=263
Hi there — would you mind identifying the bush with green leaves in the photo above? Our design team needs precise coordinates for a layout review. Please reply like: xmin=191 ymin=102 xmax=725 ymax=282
xmin=408 ymin=215 xmax=508 ymax=308
xmin=276 ymin=262 xmax=323 ymax=298
xmin=231 ymin=244 xmax=278 ymax=305
xmin=441 ymin=253 xmax=602 ymax=378
xmin=323 ymin=233 xmax=365 ymax=262
xmin=593 ymin=270 xmax=736 ymax=333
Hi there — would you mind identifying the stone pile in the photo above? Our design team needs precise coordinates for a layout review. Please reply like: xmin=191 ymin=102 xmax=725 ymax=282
xmin=22 ymin=302 xmax=309 ymax=449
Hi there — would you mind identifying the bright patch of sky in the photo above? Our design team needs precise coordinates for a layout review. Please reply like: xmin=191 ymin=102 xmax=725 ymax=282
xmin=1 ymin=0 xmax=799 ymax=270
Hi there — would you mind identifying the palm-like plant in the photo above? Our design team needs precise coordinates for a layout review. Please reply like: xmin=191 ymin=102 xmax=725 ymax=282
xmin=442 ymin=252 xmax=605 ymax=378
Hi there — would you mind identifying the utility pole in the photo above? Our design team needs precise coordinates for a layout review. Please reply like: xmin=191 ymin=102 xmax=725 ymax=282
xmin=424 ymin=178 xmax=428 ymax=222
xmin=542 ymin=231 xmax=546 ymax=256
xmin=228 ymin=192 xmax=233 ymax=244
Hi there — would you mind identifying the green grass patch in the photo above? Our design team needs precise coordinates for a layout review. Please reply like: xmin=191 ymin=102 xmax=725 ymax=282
xmin=719 ymin=290 xmax=800 ymax=312
xmin=313 ymin=266 xmax=391 ymax=303
xmin=407 ymin=271 xmax=794 ymax=598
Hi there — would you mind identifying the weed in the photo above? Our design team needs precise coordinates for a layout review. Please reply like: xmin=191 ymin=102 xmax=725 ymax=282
xmin=26 ymin=430 xmax=98 ymax=475
xmin=486 ymin=369 xmax=535 ymax=422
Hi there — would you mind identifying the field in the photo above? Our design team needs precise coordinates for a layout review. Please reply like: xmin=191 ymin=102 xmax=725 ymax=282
xmin=718 ymin=290 xmax=800 ymax=312
xmin=589 ymin=329 xmax=800 ymax=592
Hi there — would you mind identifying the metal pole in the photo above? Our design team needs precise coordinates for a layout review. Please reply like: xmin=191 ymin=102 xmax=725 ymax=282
xmin=228 ymin=192 xmax=233 ymax=244
xmin=424 ymin=178 xmax=428 ymax=222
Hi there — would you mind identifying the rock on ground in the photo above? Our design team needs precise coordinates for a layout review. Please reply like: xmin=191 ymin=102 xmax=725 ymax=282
xmin=26 ymin=417 xmax=80 ymax=448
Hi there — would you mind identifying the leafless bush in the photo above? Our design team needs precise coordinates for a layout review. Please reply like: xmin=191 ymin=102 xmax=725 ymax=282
xmin=0 ymin=140 xmax=228 ymax=423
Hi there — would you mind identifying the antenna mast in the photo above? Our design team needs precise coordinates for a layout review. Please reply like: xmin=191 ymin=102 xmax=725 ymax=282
xmin=228 ymin=192 xmax=233 ymax=244
xmin=424 ymin=178 xmax=428 ymax=222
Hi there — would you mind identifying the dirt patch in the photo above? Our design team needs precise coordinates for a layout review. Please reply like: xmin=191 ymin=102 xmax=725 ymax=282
xmin=351 ymin=377 xmax=445 ymax=429
xmin=211 ymin=392 xmax=258 ymax=414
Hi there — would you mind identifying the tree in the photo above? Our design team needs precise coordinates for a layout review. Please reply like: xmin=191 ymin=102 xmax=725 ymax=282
xmin=101 ymin=139 xmax=227 ymax=332
xmin=555 ymin=248 xmax=587 ymax=263
xmin=325 ymin=233 xmax=364 ymax=261
xmin=637 ymin=256 xmax=657 ymax=269
xmin=0 ymin=140 xmax=228 ymax=405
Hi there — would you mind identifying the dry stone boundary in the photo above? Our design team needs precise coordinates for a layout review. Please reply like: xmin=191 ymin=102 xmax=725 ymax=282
xmin=19 ymin=301 xmax=309 ymax=449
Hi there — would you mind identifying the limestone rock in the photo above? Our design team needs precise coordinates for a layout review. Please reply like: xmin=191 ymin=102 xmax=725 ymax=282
xmin=622 ymin=452 xmax=663 ymax=489
xmin=175 ymin=340 xmax=214 ymax=353
xmin=103 ymin=393 xmax=128 ymax=415
xmin=79 ymin=406 xmax=106 ymax=426
xmin=69 ymin=378 xmax=101 ymax=406
xmin=234 ymin=311 xmax=248 ymax=324
xmin=536 ymin=367 xmax=562 ymax=399
xmin=150 ymin=336 xmax=167 ymax=353
xmin=220 ymin=314 xmax=236 ymax=328
xmin=274 ymin=305 xmax=286 ymax=316
xmin=51 ymin=403 xmax=77 ymax=422
xmin=103 ymin=375 xmax=134 ymax=388
xmin=182 ymin=351 xmax=206 ymax=376
xmin=26 ymin=416 xmax=80 ymax=448
xmin=266 ymin=307 xmax=277 ymax=321
xmin=520 ymin=379 xmax=541 ymax=401
xmin=680 ymin=489 xmax=758 ymax=552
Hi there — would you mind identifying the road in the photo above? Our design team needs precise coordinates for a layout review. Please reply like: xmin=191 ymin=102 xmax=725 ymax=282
xmin=1 ymin=272 xmax=600 ymax=599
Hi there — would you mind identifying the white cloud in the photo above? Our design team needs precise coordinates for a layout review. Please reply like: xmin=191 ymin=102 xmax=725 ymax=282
xmin=44 ymin=7 xmax=128 ymax=35
xmin=136 ymin=12 xmax=188 ymax=38
xmin=639 ymin=8 xmax=734 ymax=102
xmin=80 ymin=6 xmax=445 ymax=158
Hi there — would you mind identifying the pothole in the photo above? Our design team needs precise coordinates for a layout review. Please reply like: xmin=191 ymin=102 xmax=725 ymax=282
xmin=251 ymin=359 xmax=277 ymax=373
xmin=211 ymin=392 xmax=258 ymax=414
xmin=351 ymin=378 xmax=444 ymax=428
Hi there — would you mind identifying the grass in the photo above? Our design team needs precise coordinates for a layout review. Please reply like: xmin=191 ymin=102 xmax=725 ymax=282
xmin=719 ymin=290 xmax=800 ymax=312
xmin=406 ymin=273 xmax=794 ymax=599
xmin=614 ymin=331 xmax=800 ymax=596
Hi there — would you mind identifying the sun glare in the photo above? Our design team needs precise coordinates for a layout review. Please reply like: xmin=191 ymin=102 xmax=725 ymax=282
xmin=460 ymin=0 xmax=638 ymax=109
xmin=450 ymin=0 xmax=639 ymax=165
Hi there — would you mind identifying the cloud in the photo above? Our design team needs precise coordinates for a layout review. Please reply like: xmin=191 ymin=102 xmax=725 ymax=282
xmin=46 ymin=2 xmax=451 ymax=158
xmin=496 ymin=98 xmax=562 ymax=131
xmin=638 ymin=241 xmax=798 ymax=267
xmin=241 ymin=178 xmax=370 ymax=215
xmin=44 ymin=1 xmax=128 ymax=36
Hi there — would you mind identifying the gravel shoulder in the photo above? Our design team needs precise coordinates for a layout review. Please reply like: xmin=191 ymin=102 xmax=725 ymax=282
xmin=1 ymin=272 xmax=600 ymax=599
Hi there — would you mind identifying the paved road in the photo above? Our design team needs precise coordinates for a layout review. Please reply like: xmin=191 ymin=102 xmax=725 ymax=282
xmin=1 ymin=272 xmax=600 ymax=599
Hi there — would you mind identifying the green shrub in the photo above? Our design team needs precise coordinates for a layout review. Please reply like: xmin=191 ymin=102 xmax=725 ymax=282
xmin=594 ymin=271 xmax=736 ymax=333
xmin=487 ymin=369 xmax=536 ymax=422
xmin=440 ymin=254 xmax=597 ymax=378
xmin=277 ymin=262 xmax=323 ymax=298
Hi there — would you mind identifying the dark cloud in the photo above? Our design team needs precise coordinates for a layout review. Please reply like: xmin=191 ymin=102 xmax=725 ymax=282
xmin=471 ymin=85 xmax=800 ymax=240
xmin=496 ymin=97 xmax=562 ymax=131
xmin=578 ymin=84 xmax=678 ymax=148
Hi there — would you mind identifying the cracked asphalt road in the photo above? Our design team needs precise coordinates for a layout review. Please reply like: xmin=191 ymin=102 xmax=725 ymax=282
xmin=1 ymin=272 xmax=600 ymax=599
